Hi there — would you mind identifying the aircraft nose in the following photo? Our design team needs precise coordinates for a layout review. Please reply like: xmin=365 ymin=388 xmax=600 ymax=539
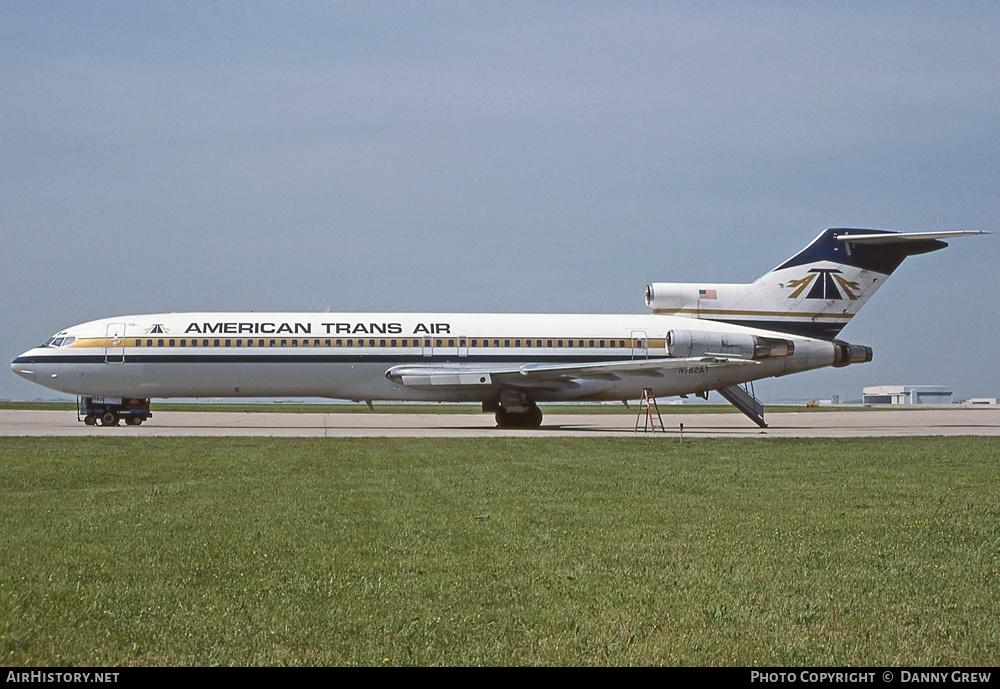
xmin=11 ymin=353 xmax=36 ymax=383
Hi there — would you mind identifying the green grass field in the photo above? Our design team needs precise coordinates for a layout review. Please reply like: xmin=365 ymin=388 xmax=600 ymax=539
xmin=2 ymin=437 xmax=998 ymax=666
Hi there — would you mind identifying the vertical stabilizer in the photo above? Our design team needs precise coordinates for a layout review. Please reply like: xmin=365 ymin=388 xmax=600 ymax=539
xmin=646 ymin=228 xmax=985 ymax=339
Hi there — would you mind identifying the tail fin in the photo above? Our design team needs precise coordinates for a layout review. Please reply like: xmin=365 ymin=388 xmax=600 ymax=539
xmin=646 ymin=228 xmax=986 ymax=339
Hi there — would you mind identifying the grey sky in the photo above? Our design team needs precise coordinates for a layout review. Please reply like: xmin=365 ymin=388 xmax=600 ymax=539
xmin=3 ymin=2 xmax=997 ymax=402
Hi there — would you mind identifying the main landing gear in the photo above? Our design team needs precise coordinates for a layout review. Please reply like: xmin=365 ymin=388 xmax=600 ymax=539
xmin=486 ymin=393 xmax=543 ymax=428
xmin=495 ymin=405 xmax=543 ymax=428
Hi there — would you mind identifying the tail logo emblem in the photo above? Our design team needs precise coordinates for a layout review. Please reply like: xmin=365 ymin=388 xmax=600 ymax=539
xmin=786 ymin=269 xmax=860 ymax=300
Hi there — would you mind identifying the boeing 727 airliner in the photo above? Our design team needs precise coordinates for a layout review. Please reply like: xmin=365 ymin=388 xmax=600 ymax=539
xmin=11 ymin=228 xmax=985 ymax=428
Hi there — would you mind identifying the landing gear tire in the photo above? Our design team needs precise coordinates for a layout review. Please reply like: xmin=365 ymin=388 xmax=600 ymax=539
xmin=99 ymin=412 xmax=119 ymax=427
xmin=527 ymin=406 xmax=543 ymax=428
xmin=84 ymin=415 xmax=97 ymax=426
xmin=495 ymin=406 xmax=543 ymax=428
xmin=125 ymin=416 xmax=143 ymax=426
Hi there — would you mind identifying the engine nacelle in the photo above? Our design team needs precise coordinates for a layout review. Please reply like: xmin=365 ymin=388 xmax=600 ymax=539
xmin=667 ymin=329 xmax=795 ymax=360
xmin=832 ymin=340 xmax=874 ymax=367
xmin=645 ymin=282 xmax=750 ymax=312
xmin=645 ymin=283 xmax=700 ymax=310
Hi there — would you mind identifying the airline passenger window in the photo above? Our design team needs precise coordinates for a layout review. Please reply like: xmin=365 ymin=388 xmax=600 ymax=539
xmin=448 ymin=339 xmax=455 ymax=347
xmin=281 ymin=340 xmax=287 ymax=347
xmin=133 ymin=339 xmax=141 ymax=347
xmin=325 ymin=339 xmax=331 ymax=347
xmin=558 ymin=340 xmax=564 ymax=347
xmin=368 ymin=339 xmax=375 ymax=347
xmin=146 ymin=340 xmax=153 ymax=347
xmin=179 ymin=339 xmax=186 ymax=347
xmin=524 ymin=340 xmax=531 ymax=348
xmin=336 ymin=339 xmax=343 ymax=347
xmin=380 ymin=339 xmax=386 ymax=347
xmin=157 ymin=339 xmax=164 ymax=347
xmin=236 ymin=339 xmax=243 ymax=347
xmin=168 ymin=339 xmax=176 ymax=347
xmin=435 ymin=339 xmax=443 ymax=347
xmin=609 ymin=340 xmax=615 ymax=348
xmin=504 ymin=339 xmax=510 ymax=347
xmin=482 ymin=340 xmax=489 ymax=347
xmin=589 ymin=340 xmax=594 ymax=347
xmin=547 ymin=340 xmax=553 ymax=347
xmin=390 ymin=339 xmax=397 ymax=347
xmin=494 ymin=340 xmax=500 ymax=347
xmin=224 ymin=339 xmax=231 ymax=347
xmin=514 ymin=339 xmax=521 ymax=347
xmin=536 ymin=340 xmax=542 ymax=347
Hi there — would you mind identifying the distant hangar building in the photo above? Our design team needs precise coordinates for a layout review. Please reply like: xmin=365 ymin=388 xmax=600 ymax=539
xmin=862 ymin=385 xmax=952 ymax=405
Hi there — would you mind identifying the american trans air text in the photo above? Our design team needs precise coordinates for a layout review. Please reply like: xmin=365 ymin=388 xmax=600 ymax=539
xmin=183 ymin=321 xmax=451 ymax=335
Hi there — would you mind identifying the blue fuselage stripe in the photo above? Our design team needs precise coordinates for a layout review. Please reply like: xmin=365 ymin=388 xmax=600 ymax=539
xmin=13 ymin=353 xmax=634 ymax=366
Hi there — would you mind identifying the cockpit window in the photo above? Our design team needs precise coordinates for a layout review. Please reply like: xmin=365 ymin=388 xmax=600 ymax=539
xmin=61 ymin=337 xmax=76 ymax=347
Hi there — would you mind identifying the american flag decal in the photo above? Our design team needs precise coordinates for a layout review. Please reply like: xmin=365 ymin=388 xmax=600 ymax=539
xmin=699 ymin=289 xmax=717 ymax=299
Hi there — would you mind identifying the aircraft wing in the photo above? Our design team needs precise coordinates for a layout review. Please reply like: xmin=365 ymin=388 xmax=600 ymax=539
xmin=385 ymin=356 xmax=759 ymax=390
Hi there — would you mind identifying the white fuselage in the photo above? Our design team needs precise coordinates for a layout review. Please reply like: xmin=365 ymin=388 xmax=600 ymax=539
xmin=12 ymin=311 xmax=839 ymax=403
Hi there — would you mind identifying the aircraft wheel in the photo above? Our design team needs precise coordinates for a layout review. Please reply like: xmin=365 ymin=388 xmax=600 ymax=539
xmin=495 ymin=407 xmax=543 ymax=428
xmin=125 ymin=416 xmax=143 ymax=426
xmin=100 ymin=412 xmax=119 ymax=427
xmin=84 ymin=415 xmax=97 ymax=426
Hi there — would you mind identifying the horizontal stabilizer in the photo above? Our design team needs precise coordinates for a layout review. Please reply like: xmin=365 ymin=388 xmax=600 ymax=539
xmin=837 ymin=230 xmax=988 ymax=245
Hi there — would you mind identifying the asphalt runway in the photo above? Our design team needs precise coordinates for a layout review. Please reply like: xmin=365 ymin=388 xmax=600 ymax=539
xmin=2 ymin=407 xmax=999 ymax=438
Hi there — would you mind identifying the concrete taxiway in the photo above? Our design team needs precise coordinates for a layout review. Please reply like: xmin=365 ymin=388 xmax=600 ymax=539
xmin=1 ymin=408 xmax=999 ymax=438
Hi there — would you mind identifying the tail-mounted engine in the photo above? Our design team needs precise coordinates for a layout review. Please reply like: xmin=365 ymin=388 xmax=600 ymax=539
xmin=667 ymin=329 xmax=794 ymax=360
xmin=832 ymin=340 xmax=874 ymax=367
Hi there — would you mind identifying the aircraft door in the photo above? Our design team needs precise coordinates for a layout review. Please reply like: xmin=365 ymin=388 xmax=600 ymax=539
xmin=105 ymin=322 xmax=126 ymax=364
xmin=631 ymin=330 xmax=648 ymax=360
xmin=421 ymin=337 xmax=433 ymax=357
